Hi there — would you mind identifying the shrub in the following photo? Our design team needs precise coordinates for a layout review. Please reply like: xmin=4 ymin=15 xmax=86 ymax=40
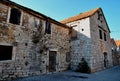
xmin=76 ymin=58 xmax=90 ymax=73
xmin=32 ymin=36 xmax=40 ymax=44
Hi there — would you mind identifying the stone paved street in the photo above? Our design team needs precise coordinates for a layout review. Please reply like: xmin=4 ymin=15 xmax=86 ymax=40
xmin=11 ymin=66 xmax=120 ymax=81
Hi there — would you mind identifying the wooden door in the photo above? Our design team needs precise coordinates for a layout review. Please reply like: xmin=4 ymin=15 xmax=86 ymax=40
xmin=49 ymin=51 xmax=56 ymax=72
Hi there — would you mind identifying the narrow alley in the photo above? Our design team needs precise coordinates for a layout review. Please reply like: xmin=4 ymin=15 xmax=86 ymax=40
xmin=11 ymin=66 xmax=120 ymax=81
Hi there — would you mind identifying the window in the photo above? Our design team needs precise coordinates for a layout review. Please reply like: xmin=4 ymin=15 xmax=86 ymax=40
xmin=97 ymin=11 xmax=101 ymax=20
xmin=9 ymin=8 xmax=21 ymax=25
xmin=45 ymin=21 xmax=51 ymax=34
xmin=97 ymin=11 xmax=103 ymax=23
xmin=81 ymin=28 xmax=84 ymax=31
xmin=104 ymin=33 xmax=107 ymax=41
xmin=66 ymin=52 xmax=70 ymax=62
xmin=35 ymin=19 xmax=42 ymax=28
xmin=99 ymin=29 xmax=102 ymax=39
xmin=97 ymin=11 xmax=100 ymax=20
xmin=0 ymin=45 xmax=13 ymax=61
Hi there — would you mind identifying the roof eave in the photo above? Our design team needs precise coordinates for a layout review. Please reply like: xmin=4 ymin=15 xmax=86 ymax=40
xmin=0 ymin=0 xmax=70 ymax=29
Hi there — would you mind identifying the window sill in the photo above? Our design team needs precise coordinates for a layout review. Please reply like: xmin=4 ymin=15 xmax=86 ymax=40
xmin=0 ymin=60 xmax=14 ymax=63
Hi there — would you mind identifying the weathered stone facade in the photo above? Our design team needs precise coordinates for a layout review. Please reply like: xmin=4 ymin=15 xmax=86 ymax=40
xmin=111 ymin=39 xmax=119 ymax=66
xmin=0 ymin=0 xmax=70 ymax=80
xmin=0 ymin=0 xmax=115 ymax=80
xmin=90 ymin=9 xmax=113 ymax=72
xmin=115 ymin=40 xmax=120 ymax=64
xmin=61 ymin=8 xmax=113 ymax=72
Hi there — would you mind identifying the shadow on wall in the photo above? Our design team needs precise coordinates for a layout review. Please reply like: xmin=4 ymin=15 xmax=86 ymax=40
xmin=69 ymin=28 xmax=91 ymax=73
xmin=75 ymin=57 xmax=90 ymax=73
xmin=69 ymin=27 xmax=112 ymax=73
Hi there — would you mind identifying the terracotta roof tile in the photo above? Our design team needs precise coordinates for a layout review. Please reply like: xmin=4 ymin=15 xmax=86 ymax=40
xmin=115 ymin=40 xmax=120 ymax=47
xmin=61 ymin=8 xmax=101 ymax=24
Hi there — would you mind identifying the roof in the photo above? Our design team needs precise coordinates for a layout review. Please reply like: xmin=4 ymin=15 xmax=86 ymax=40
xmin=111 ymin=38 xmax=117 ymax=47
xmin=0 ymin=0 xmax=70 ymax=29
xmin=61 ymin=8 xmax=101 ymax=24
xmin=115 ymin=40 xmax=120 ymax=47
xmin=61 ymin=8 xmax=111 ymax=33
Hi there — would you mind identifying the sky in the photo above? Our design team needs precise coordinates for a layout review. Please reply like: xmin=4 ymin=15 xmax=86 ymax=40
xmin=10 ymin=0 xmax=120 ymax=40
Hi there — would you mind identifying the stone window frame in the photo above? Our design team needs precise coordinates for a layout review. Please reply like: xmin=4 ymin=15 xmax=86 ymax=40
xmin=7 ymin=7 xmax=23 ymax=26
xmin=98 ymin=26 xmax=107 ymax=41
xmin=0 ymin=43 xmax=16 ymax=62
xmin=34 ymin=18 xmax=43 ymax=29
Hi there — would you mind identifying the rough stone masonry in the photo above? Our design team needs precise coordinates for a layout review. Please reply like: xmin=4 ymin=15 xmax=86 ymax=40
xmin=0 ymin=0 xmax=70 ymax=80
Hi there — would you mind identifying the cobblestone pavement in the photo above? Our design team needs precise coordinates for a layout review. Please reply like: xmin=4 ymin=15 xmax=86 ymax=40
xmin=11 ymin=66 xmax=120 ymax=81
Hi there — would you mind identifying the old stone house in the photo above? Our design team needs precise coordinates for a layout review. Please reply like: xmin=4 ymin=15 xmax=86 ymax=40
xmin=0 ymin=0 xmax=115 ymax=80
xmin=115 ymin=40 xmax=120 ymax=64
xmin=115 ymin=40 xmax=120 ymax=53
xmin=111 ymin=39 xmax=119 ymax=66
xmin=61 ymin=8 xmax=113 ymax=72
xmin=0 ymin=0 xmax=70 ymax=80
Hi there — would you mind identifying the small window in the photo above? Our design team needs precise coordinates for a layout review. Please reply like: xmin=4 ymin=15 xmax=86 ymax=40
xmin=9 ymin=8 xmax=21 ymax=25
xmin=66 ymin=52 xmax=70 ymax=62
xmin=104 ymin=33 xmax=107 ymax=41
xmin=99 ymin=29 xmax=102 ymax=39
xmin=97 ymin=11 xmax=102 ymax=20
xmin=97 ymin=11 xmax=100 ymax=20
xmin=45 ymin=21 xmax=51 ymax=34
xmin=0 ymin=45 xmax=13 ymax=61
xmin=35 ymin=19 xmax=42 ymax=28
xmin=81 ymin=28 xmax=84 ymax=31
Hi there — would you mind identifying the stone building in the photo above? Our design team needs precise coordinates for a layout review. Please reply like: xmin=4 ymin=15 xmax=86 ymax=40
xmin=115 ymin=40 xmax=120 ymax=53
xmin=0 ymin=0 xmax=70 ymax=80
xmin=0 ymin=0 xmax=115 ymax=80
xmin=61 ymin=8 xmax=113 ymax=72
xmin=111 ymin=39 xmax=119 ymax=66
xmin=115 ymin=40 xmax=120 ymax=64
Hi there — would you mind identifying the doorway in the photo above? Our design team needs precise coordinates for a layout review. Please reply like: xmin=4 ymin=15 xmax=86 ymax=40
xmin=49 ymin=51 xmax=57 ymax=72
xmin=103 ymin=52 xmax=108 ymax=67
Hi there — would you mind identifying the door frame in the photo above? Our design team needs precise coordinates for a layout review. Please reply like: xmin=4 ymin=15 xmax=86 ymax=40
xmin=103 ymin=52 xmax=108 ymax=67
xmin=48 ymin=48 xmax=58 ymax=72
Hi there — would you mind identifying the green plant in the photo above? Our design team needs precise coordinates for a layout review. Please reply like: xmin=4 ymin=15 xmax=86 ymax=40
xmin=32 ymin=35 xmax=40 ymax=44
xmin=76 ymin=58 xmax=90 ymax=73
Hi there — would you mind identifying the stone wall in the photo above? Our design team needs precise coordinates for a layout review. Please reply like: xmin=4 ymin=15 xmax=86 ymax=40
xmin=66 ymin=18 xmax=92 ymax=70
xmin=90 ymin=10 xmax=113 ymax=72
xmin=0 ymin=2 xmax=70 ymax=80
xmin=65 ymin=9 xmax=113 ymax=72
